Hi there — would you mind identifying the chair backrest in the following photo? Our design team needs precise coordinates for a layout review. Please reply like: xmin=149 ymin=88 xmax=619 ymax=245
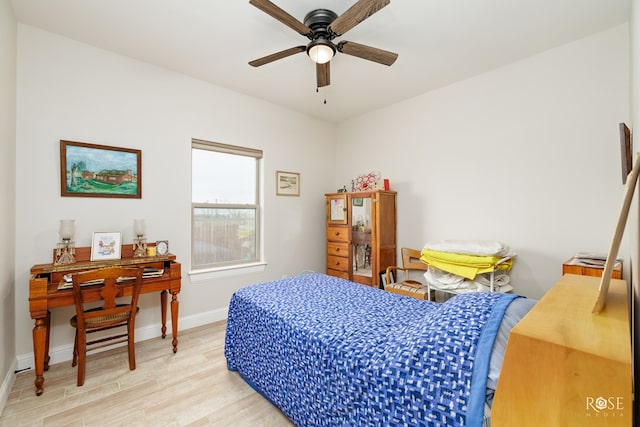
xmin=401 ymin=247 xmax=428 ymax=271
xmin=71 ymin=266 xmax=143 ymax=330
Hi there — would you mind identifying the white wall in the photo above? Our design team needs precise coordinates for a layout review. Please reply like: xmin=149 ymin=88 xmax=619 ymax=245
xmin=0 ymin=0 xmax=16 ymax=411
xmin=336 ymin=25 xmax=630 ymax=300
xmin=14 ymin=24 xmax=336 ymax=364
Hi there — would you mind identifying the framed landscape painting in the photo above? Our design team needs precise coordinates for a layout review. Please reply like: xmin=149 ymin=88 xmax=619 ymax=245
xmin=60 ymin=140 xmax=142 ymax=198
xmin=276 ymin=170 xmax=300 ymax=196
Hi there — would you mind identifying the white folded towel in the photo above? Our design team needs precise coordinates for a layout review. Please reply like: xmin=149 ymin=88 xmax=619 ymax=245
xmin=424 ymin=268 xmax=470 ymax=290
xmin=424 ymin=268 xmax=513 ymax=293
xmin=423 ymin=240 xmax=511 ymax=257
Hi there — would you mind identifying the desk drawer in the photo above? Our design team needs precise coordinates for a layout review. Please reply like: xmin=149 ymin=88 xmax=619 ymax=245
xmin=327 ymin=242 xmax=349 ymax=257
xmin=327 ymin=255 xmax=349 ymax=272
xmin=327 ymin=226 xmax=349 ymax=243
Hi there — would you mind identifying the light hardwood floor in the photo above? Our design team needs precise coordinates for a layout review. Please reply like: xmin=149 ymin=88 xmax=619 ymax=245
xmin=0 ymin=321 xmax=295 ymax=426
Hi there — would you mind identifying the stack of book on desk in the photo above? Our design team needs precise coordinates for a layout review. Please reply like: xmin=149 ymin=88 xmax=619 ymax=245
xmin=58 ymin=275 xmax=103 ymax=290
xmin=57 ymin=267 xmax=164 ymax=290
xmin=142 ymin=267 xmax=164 ymax=278
xmin=569 ymin=252 xmax=622 ymax=268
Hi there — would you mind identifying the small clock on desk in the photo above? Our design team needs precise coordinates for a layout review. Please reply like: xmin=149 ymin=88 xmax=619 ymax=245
xmin=156 ymin=240 xmax=169 ymax=256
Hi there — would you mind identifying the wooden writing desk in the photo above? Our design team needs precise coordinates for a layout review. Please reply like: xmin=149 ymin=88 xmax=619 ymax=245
xmin=28 ymin=244 xmax=182 ymax=395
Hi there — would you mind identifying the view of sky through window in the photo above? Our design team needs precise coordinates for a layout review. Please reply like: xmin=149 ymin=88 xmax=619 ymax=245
xmin=192 ymin=149 xmax=256 ymax=204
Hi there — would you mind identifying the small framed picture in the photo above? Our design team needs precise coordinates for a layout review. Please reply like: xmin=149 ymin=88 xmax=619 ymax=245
xmin=619 ymin=122 xmax=633 ymax=184
xmin=379 ymin=270 xmax=396 ymax=290
xmin=276 ymin=171 xmax=300 ymax=196
xmin=155 ymin=240 xmax=169 ymax=256
xmin=90 ymin=231 xmax=122 ymax=261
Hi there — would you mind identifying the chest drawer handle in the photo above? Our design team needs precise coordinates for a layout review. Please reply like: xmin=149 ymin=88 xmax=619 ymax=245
xmin=334 ymin=231 xmax=341 ymax=236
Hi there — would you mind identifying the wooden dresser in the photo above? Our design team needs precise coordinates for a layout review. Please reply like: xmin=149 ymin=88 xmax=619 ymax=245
xmin=325 ymin=190 xmax=396 ymax=287
xmin=492 ymin=274 xmax=632 ymax=426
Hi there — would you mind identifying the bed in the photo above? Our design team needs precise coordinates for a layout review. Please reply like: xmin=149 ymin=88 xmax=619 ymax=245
xmin=224 ymin=273 xmax=535 ymax=427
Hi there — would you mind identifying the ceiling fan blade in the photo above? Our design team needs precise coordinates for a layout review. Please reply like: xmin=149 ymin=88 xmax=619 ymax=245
xmin=329 ymin=0 xmax=390 ymax=36
xmin=337 ymin=41 xmax=398 ymax=66
xmin=316 ymin=62 xmax=330 ymax=88
xmin=249 ymin=46 xmax=306 ymax=67
xmin=249 ymin=0 xmax=311 ymax=35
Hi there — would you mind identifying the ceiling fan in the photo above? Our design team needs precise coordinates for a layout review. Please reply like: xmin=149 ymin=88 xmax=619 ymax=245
xmin=248 ymin=0 xmax=398 ymax=88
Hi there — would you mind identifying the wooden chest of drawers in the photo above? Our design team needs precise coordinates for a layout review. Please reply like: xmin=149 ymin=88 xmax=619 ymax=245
xmin=325 ymin=191 xmax=396 ymax=287
xmin=326 ymin=227 xmax=349 ymax=279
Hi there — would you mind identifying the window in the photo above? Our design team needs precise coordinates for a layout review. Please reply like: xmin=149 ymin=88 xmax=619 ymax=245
xmin=191 ymin=139 xmax=262 ymax=271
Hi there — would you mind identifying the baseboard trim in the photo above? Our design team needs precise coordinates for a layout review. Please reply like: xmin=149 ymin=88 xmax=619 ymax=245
xmin=13 ymin=306 xmax=228 ymax=374
xmin=0 ymin=358 xmax=17 ymax=416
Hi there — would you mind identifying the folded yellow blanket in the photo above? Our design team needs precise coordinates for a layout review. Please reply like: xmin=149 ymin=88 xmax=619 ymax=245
xmin=420 ymin=249 xmax=514 ymax=280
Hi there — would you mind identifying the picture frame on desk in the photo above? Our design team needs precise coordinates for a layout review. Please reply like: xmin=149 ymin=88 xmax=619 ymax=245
xmin=90 ymin=231 xmax=122 ymax=261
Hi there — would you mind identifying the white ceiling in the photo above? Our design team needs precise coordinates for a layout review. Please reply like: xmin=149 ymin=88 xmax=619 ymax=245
xmin=11 ymin=0 xmax=630 ymax=123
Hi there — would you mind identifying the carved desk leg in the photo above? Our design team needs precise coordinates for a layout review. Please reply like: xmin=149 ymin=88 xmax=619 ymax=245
xmin=160 ymin=289 xmax=167 ymax=339
xmin=44 ymin=310 xmax=51 ymax=371
xmin=171 ymin=291 xmax=179 ymax=353
xmin=32 ymin=314 xmax=48 ymax=395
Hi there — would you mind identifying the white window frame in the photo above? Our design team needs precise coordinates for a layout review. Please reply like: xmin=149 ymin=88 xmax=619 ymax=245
xmin=190 ymin=139 xmax=264 ymax=278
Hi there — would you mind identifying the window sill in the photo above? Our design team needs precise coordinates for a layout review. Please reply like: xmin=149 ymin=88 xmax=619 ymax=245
xmin=188 ymin=262 xmax=267 ymax=283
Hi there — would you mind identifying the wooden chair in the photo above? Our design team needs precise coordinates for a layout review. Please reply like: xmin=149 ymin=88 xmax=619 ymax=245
xmin=70 ymin=266 xmax=143 ymax=386
xmin=384 ymin=247 xmax=434 ymax=300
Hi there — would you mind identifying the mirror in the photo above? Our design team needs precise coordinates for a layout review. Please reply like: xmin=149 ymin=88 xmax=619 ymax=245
xmin=352 ymin=196 xmax=372 ymax=278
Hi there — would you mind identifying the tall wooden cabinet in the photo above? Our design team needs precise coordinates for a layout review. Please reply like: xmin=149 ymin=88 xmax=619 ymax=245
xmin=325 ymin=190 xmax=397 ymax=287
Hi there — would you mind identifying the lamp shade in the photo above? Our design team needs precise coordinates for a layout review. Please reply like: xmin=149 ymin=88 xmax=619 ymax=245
xmin=307 ymin=41 xmax=335 ymax=64
xmin=59 ymin=219 xmax=75 ymax=240
xmin=133 ymin=219 xmax=146 ymax=236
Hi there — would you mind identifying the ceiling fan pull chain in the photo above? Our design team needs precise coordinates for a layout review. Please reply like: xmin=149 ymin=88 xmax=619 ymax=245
xmin=317 ymin=86 xmax=328 ymax=105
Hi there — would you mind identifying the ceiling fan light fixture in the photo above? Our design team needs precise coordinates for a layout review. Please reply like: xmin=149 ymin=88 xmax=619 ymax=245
xmin=307 ymin=40 xmax=335 ymax=64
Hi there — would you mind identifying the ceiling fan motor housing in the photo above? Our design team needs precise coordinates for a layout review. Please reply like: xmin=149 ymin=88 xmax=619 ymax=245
xmin=304 ymin=9 xmax=338 ymax=40
xmin=304 ymin=9 xmax=338 ymax=60
xmin=304 ymin=9 xmax=338 ymax=33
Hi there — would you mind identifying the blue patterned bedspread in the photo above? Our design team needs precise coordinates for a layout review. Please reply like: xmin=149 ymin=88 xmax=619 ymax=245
xmin=225 ymin=273 xmax=517 ymax=427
